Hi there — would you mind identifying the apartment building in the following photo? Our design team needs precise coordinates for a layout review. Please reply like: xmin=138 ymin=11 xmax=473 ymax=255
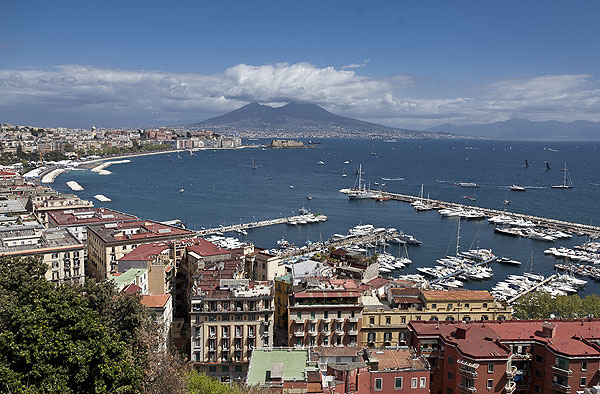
xmin=288 ymin=278 xmax=364 ymax=348
xmin=409 ymin=319 xmax=600 ymax=394
xmin=26 ymin=192 xmax=94 ymax=225
xmin=86 ymin=220 xmax=194 ymax=279
xmin=0 ymin=227 xmax=85 ymax=284
xmin=361 ymin=288 xmax=512 ymax=348
xmin=46 ymin=207 xmax=138 ymax=242
xmin=190 ymin=262 xmax=273 ymax=382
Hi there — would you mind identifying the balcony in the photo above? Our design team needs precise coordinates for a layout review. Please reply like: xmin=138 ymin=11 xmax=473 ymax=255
xmin=321 ymin=330 xmax=331 ymax=336
xmin=321 ymin=317 xmax=331 ymax=323
xmin=511 ymin=353 xmax=531 ymax=360
xmin=458 ymin=384 xmax=477 ymax=394
xmin=209 ymin=333 xmax=217 ymax=339
xmin=505 ymin=381 xmax=516 ymax=394
xmin=261 ymin=331 xmax=269 ymax=337
xmin=293 ymin=331 xmax=305 ymax=337
xmin=550 ymin=382 xmax=571 ymax=393
xmin=348 ymin=330 xmax=358 ymax=336
xmin=458 ymin=366 xmax=478 ymax=378
xmin=293 ymin=317 xmax=306 ymax=324
xmin=348 ymin=316 xmax=359 ymax=323
xmin=248 ymin=332 xmax=255 ymax=338
xmin=335 ymin=317 xmax=345 ymax=323
xmin=506 ymin=366 xmax=517 ymax=378
xmin=222 ymin=333 xmax=230 ymax=339
xmin=334 ymin=330 xmax=344 ymax=336
xmin=551 ymin=365 xmax=573 ymax=377
xmin=308 ymin=317 xmax=318 ymax=323
xmin=235 ymin=331 xmax=243 ymax=338
xmin=308 ymin=330 xmax=318 ymax=336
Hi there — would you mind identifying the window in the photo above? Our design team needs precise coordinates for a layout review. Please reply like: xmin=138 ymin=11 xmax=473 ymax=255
xmin=486 ymin=379 xmax=493 ymax=390
xmin=374 ymin=378 xmax=382 ymax=391
xmin=222 ymin=366 xmax=229 ymax=372
xmin=432 ymin=303 xmax=437 ymax=309
xmin=416 ymin=316 xmax=421 ymax=321
xmin=235 ymin=365 xmax=242 ymax=372
xmin=394 ymin=377 xmax=403 ymax=389
xmin=448 ymin=356 xmax=454 ymax=365
xmin=483 ymin=303 xmax=488 ymax=308
xmin=482 ymin=315 xmax=489 ymax=321
xmin=582 ymin=361 xmax=588 ymax=371
xmin=411 ymin=377 xmax=418 ymax=389
xmin=420 ymin=377 xmax=426 ymax=388
xmin=535 ymin=355 xmax=543 ymax=363
xmin=370 ymin=317 xmax=375 ymax=325
xmin=208 ymin=366 xmax=216 ymax=373
xmin=337 ymin=311 xmax=342 ymax=318
xmin=447 ymin=303 xmax=453 ymax=310
xmin=297 ymin=311 xmax=301 ymax=318
xmin=580 ymin=377 xmax=586 ymax=387
xmin=447 ymin=372 xmax=454 ymax=381
xmin=386 ymin=317 xmax=391 ymax=324
xmin=401 ymin=317 xmax=406 ymax=324
xmin=534 ymin=369 xmax=542 ymax=378
xmin=324 ymin=311 xmax=328 ymax=319
xmin=368 ymin=333 xmax=376 ymax=343
xmin=487 ymin=363 xmax=494 ymax=373
xmin=464 ymin=303 xmax=469 ymax=308
xmin=311 ymin=311 xmax=315 ymax=318
xmin=534 ymin=385 xmax=541 ymax=393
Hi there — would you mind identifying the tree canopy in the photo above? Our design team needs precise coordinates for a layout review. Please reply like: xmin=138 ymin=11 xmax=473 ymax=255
xmin=0 ymin=256 xmax=186 ymax=394
xmin=512 ymin=291 xmax=600 ymax=320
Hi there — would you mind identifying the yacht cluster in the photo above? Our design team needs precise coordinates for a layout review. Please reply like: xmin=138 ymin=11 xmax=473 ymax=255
xmin=416 ymin=249 xmax=495 ymax=289
xmin=544 ymin=247 xmax=600 ymax=264
xmin=492 ymin=272 xmax=587 ymax=301
xmin=490 ymin=215 xmax=573 ymax=241
xmin=205 ymin=235 xmax=248 ymax=249
xmin=287 ymin=212 xmax=328 ymax=225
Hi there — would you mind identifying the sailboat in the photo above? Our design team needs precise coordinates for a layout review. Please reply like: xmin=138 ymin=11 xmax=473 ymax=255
xmin=551 ymin=162 xmax=573 ymax=189
xmin=525 ymin=160 xmax=530 ymax=168
xmin=348 ymin=164 xmax=374 ymax=199
xmin=252 ymin=158 xmax=257 ymax=169
xmin=545 ymin=161 xmax=550 ymax=170
xmin=189 ymin=149 xmax=194 ymax=156
xmin=177 ymin=150 xmax=182 ymax=160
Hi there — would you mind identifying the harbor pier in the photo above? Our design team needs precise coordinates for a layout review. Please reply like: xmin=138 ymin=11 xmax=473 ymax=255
xmin=340 ymin=188 xmax=600 ymax=237
xmin=507 ymin=274 xmax=557 ymax=304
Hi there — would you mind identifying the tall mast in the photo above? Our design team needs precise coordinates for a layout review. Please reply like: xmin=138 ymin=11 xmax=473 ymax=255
xmin=563 ymin=162 xmax=567 ymax=187
xmin=456 ymin=218 xmax=461 ymax=257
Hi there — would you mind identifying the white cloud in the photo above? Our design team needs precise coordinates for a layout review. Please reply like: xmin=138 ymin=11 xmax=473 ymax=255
xmin=0 ymin=63 xmax=598 ymax=129
xmin=342 ymin=59 xmax=371 ymax=69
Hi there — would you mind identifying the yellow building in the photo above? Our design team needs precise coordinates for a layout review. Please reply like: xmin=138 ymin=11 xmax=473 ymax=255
xmin=274 ymin=273 xmax=292 ymax=331
xmin=361 ymin=289 xmax=512 ymax=347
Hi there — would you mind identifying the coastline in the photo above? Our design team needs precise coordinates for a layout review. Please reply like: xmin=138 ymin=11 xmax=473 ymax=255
xmin=79 ymin=145 xmax=261 ymax=167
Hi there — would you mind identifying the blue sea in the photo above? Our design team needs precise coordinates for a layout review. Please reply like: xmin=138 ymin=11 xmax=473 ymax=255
xmin=53 ymin=139 xmax=600 ymax=295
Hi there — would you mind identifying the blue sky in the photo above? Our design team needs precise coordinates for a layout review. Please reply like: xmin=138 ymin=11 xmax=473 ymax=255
xmin=1 ymin=1 xmax=599 ymax=129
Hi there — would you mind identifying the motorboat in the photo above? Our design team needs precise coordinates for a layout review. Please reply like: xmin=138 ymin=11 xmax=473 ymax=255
xmin=510 ymin=185 xmax=526 ymax=191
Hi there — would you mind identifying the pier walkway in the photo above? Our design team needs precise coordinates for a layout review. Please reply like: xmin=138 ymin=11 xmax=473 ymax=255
xmin=194 ymin=215 xmax=322 ymax=237
xmin=340 ymin=188 xmax=600 ymax=237
xmin=280 ymin=231 xmax=397 ymax=258
xmin=507 ymin=274 xmax=557 ymax=304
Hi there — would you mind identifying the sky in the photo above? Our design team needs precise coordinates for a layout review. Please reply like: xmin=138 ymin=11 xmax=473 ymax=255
xmin=1 ymin=1 xmax=599 ymax=130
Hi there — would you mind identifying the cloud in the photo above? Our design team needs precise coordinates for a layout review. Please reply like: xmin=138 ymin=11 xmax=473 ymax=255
xmin=342 ymin=59 xmax=371 ymax=69
xmin=0 ymin=62 xmax=598 ymax=129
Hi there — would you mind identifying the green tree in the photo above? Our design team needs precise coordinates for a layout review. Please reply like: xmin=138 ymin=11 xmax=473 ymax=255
xmin=186 ymin=371 xmax=270 ymax=394
xmin=513 ymin=291 xmax=600 ymax=320
xmin=0 ymin=256 xmax=189 ymax=394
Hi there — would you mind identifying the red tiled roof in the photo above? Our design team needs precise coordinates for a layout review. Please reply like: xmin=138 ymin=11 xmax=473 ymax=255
xmin=119 ymin=242 xmax=170 ymax=261
xmin=140 ymin=294 xmax=171 ymax=309
xmin=185 ymin=238 xmax=229 ymax=256
xmin=47 ymin=207 xmax=138 ymax=226
xmin=393 ymin=296 xmax=422 ymax=304
xmin=411 ymin=319 xmax=600 ymax=358
xmin=122 ymin=283 xmax=142 ymax=294
xmin=366 ymin=277 xmax=389 ymax=288
xmin=422 ymin=290 xmax=495 ymax=302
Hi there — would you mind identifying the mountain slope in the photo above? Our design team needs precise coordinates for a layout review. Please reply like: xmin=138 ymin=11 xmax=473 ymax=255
xmin=192 ymin=102 xmax=442 ymax=138
xmin=427 ymin=119 xmax=600 ymax=140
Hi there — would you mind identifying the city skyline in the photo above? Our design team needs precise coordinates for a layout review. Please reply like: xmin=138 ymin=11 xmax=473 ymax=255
xmin=1 ymin=1 xmax=599 ymax=130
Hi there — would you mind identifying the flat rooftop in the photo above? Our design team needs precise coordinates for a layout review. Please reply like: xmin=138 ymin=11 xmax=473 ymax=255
xmin=247 ymin=349 xmax=309 ymax=385
xmin=0 ymin=228 xmax=83 ymax=254
xmin=88 ymin=220 xmax=194 ymax=244
xmin=47 ymin=207 xmax=138 ymax=226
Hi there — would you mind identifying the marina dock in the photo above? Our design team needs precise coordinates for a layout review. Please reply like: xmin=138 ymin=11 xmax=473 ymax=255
xmin=507 ymin=274 xmax=557 ymax=304
xmin=195 ymin=214 xmax=325 ymax=236
xmin=340 ymin=188 xmax=600 ymax=237
xmin=429 ymin=257 xmax=498 ymax=285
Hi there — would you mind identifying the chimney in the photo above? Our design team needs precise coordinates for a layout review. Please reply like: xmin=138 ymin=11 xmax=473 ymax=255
xmin=541 ymin=321 xmax=557 ymax=338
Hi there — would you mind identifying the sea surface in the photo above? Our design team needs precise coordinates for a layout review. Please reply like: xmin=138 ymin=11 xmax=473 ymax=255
xmin=54 ymin=139 xmax=600 ymax=296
